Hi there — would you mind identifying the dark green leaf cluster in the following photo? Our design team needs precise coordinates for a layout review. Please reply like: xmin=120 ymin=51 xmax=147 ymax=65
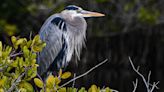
xmin=137 ymin=7 xmax=160 ymax=24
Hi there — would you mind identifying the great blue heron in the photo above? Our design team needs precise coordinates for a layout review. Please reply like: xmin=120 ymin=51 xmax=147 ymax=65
xmin=37 ymin=5 xmax=105 ymax=76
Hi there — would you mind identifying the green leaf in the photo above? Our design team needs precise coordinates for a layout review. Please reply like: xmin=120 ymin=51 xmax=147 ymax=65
xmin=16 ymin=39 xmax=25 ymax=46
xmin=23 ymin=46 xmax=29 ymax=58
xmin=105 ymin=87 xmax=112 ymax=92
xmin=67 ymin=87 xmax=77 ymax=92
xmin=18 ymin=88 xmax=27 ymax=92
xmin=46 ymin=75 xmax=56 ymax=88
xmin=0 ymin=41 xmax=2 ymax=51
xmin=59 ymin=87 xmax=66 ymax=92
xmin=88 ymin=85 xmax=98 ymax=92
xmin=0 ymin=41 xmax=2 ymax=57
xmin=0 ymin=76 xmax=8 ymax=87
xmin=31 ymin=59 xmax=36 ymax=65
xmin=78 ymin=87 xmax=86 ymax=92
xmin=11 ymin=36 xmax=18 ymax=49
xmin=31 ymin=53 xmax=37 ymax=59
xmin=31 ymin=35 xmax=46 ymax=52
xmin=34 ymin=78 xmax=44 ymax=88
xmin=61 ymin=72 xmax=71 ymax=79
xmin=31 ymin=45 xmax=42 ymax=52
xmin=11 ymin=36 xmax=17 ymax=45
xmin=19 ymin=81 xmax=34 ymax=92
xmin=0 ymin=88 xmax=4 ymax=92
xmin=27 ymin=40 xmax=32 ymax=48
xmin=18 ymin=57 xmax=24 ymax=68
xmin=4 ymin=46 xmax=12 ymax=57
xmin=11 ymin=58 xmax=19 ymax=67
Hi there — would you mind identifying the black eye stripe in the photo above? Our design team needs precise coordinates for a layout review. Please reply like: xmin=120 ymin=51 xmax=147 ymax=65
xmin=64 ymin=6 xmax=78 ymax=10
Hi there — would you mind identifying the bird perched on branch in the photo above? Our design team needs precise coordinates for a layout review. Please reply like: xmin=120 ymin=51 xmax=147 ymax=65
xmin=37 ymin=5 xmax=105 ymax=76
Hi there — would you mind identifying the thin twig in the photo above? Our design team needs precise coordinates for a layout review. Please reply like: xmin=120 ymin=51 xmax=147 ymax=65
xmin=129 ymin=57 xmax=149 ymax=91
xmin=129 ymin=57 xmax=159 ymax=92
xmin=150 ymin=82 xmax=157 ymax=92
xmin=59 ymin=59 xmax=108 ymax=88
xmin=30 ymin=31 xmax=33 ymax=40
xmin=132 ymin=79 xmax=138 ymax=92
xmin=10 ymin=50 xmax=16 ymax=56
xmin=149 ymin=81 xmax=160 ymax=89
xmin=147 ymin=71 xmax=151 ymax=89
xmin=10 ymin=52 xmax=23 ymax=58
xmin=72 ymin=73 xmax=76 ymax=88
xmin=7 ymin=67 xmax=30 ymax=92
xmin=150 ymin=81 xmax=160 ymax=92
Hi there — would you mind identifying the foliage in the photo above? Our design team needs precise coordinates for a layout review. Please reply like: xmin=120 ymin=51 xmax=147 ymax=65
xmin=0 ymin=0 xmax=65 ymax=38
xmin=0 ymin=0 xmax=163 ymax=91
xmin=0 ymin=35 xmax=45 ymax=91
xmin=34 ymin=70 xmax=112 ymax=92
xmin=0 ymin=35 xmax=112 ymax=92
xmin=137 ymin=7 xmax=160 ymax=24
xmin=0 ymin=19 xmax=18 ymax=36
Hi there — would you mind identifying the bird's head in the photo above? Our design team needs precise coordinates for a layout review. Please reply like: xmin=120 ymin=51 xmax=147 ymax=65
xmin=61 ymin=5 xmax=105 ymax=19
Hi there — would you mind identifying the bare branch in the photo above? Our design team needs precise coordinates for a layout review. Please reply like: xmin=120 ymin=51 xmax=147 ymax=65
xmin=10 ymin=52 xmax=23 ymax=58
xmin=129 ymin=57 xmax=159 ymax=92
xmin=149 ymin=81 xmax=160 ymax=89
xmin=150 ymin=82 xmax=158 ymax=92
xmin=147 ymin=71 xmax=151 ymax=89
xmin=29 ymin=31 xmax=33 ymax=40
xmin=59 ymin=59 xmax=108 ymax=88
xmin=129 ymin=57 xmax=149 ymax=91
xmin=72 ymin=73 xmax=76 ymax=88
xmin=133 ymin=79 xmax=138 ymax=92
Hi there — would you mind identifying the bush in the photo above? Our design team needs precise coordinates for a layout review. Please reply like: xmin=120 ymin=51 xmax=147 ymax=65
xmin=0 ymin=35 xmax=112 ymax=92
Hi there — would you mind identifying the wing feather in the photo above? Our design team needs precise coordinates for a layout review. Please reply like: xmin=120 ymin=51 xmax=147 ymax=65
xmin=37 ymin=14 xmax=64 ymax=75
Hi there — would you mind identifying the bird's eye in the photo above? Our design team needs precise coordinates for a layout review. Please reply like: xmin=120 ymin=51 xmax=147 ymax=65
xmin=76 ymin=9 xmax=81 ymax=13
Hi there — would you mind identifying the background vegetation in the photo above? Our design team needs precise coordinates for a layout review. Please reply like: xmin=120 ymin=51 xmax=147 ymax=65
xmin=0 ymin=0 xmax=163 ymax=91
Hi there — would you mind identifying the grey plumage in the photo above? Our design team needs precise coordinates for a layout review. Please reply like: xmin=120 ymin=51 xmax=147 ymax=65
xmin=37 ymin=5 xmax=104 ymax=76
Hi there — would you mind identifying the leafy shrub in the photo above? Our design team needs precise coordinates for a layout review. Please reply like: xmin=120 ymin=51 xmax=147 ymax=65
xmin=0 ymin=35 xmax=112 ymax=92
xmin=0 ymin=35 xmax=45 ymax=92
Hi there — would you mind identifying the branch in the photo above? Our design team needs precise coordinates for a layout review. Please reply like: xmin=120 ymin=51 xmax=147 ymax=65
xmin=129 ymin=57 xmax=159 ymax=92
xmin=147 ymin=71 xmax=151 ymax=89
xmin=72 ymin=73 xmax=76 ymax=88
xmin=129 ymin=57 xmax=149 ymax=91
xmin=149 ymin=81 xmax=159 ymax=89
xmin=132 ymin=79 xmax=138 ymax=92
xmin=150 ymin=81 xmax=160 ymax=92
xmin=10 ymin=52 xmax=23 ymax=58
xmin=7 ymin=67 xmax=30 ymax=92
xmin=59 ymin=59 xmax=108 ymax=88
xmin=0 ymin=52 xmax=23 ymax=72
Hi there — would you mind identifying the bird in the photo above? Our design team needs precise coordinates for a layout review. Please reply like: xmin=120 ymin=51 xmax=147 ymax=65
xmin=37 ymin=5 xmax=105 ymax=76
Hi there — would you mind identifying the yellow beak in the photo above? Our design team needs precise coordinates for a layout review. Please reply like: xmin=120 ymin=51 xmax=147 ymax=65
xmin=81 ymin=10 xmax=105 ymax=17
